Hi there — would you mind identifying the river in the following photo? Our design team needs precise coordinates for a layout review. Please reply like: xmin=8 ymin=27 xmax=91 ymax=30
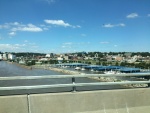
xmin=0 ymin=61 xmax=129 ymax=95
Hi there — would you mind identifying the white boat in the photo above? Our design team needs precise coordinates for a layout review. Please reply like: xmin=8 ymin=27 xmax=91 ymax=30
xmin=91 ymin=69 xmax=94 ymax=71
xmin=81 ymin=68 xmax=85 ymax=70
xmin=75 ymin=67 xmax=81 ymax=70
xmin=104 ymin=70 xmax=125 ymax=74
xmin=104 ymin=70 xmax=116 ymax=74
xmin=61 ymin=66 xmax=67 ymax=68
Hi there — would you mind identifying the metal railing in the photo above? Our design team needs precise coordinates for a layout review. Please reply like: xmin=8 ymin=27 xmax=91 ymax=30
xmin=0 ymin=73 xmax=150 ymax=92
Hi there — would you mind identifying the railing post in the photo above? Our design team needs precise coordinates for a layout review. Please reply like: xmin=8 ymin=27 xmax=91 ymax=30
xmin=148 ymin=77 xmax=150 ymax=87
xmin=146 ymin=76 xmax=150 ymax=87
xmin=27 ymin=94 xmax=31 ymax=113
xmin=72 ymin=77 xmax=76 ymax=92
xmin=148 ymin=83 xmax=150 ymax=87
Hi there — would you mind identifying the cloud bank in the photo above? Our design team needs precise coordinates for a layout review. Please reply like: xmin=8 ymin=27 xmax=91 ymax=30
xmin=44 ymin=20 xmax=71 ymax=27
xmin=11 ymin=23 xmax=43 ymax=32
xmin=126 ymin=13 xmax=138 ymax=18
xmin=44 ymin=19 xmax=81 ymax=28
xmin=103 ymin=23 xmax=125 ymax=28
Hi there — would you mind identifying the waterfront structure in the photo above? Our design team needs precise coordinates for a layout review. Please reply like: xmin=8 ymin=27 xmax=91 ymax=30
xmin=2 ymin=53 xmax=8 ymax=60
xmin=39 ymin=58 xmax=48 ymax=61
xmin=8 ymin=53 xmax=16 ymax=60
xmin=45 ymin=54 xmax=50 ymax=58
xmin=0 ymin=54 xmax=2 ymax=61
xmin=45 ymin=53 xmax=54 ymax=58
xmin=57 ymin=57 xmax=64 ymax=63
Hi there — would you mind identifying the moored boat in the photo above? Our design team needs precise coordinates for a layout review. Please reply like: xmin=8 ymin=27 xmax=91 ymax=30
xmin=75 ymin=67 xmax=81 ymax=70
xmin=81 ymin=68 xmax=85 ymax=70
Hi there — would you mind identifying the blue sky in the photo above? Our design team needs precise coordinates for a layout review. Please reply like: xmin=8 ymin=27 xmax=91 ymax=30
xmin=0 ymin=0 xmax=150 ymax=53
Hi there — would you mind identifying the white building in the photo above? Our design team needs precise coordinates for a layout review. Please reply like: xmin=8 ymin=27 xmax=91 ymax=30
xmin=45 ymin=53 xmax=54 ymax=58
xmin=39 ymin=58 xmax=48 ymax=61
xmin=3 ymin=53 xmax=8 ymax=60
xmin=57 ymin=57 xmax=64 ymax=63
xmin=45 ymin=54 xmax=50 ymax=58
xmin=127 ymin=55 xmax=138 ymax=63
xmin=8 ymin=54 xmax=16 ymax=60
xmin=0 ymin=54 xmax=3 ymax=60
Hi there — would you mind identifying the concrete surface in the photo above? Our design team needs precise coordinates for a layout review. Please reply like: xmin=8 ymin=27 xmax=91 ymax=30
xmin=30 ymin=88 xmax=150 ymax=113
xmin=0 ymin=95 xmax=28 ymax=113
xmin=0 ymin=88 xmax=150 ymax=113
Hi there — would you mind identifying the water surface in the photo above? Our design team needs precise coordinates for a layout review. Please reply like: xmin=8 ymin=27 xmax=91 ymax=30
xmin=0 ymin=61 xmax=129 ymax=95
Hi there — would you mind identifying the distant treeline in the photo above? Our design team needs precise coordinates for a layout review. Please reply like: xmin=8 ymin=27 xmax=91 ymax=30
xmin=1 ymin=51 xmax=150 ymax=57
xmin=14 ymin=52 xmax=46 ymax=57
xmin=0 ymin=52 xmax=46 ymax=57
xmin=74 ymin=52 xmax=150 ymax=57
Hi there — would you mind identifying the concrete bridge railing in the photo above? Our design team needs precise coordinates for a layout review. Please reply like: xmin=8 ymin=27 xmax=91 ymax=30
xmin=1 ymin=73 xmax=150 ymax=113
xmin=0 ymin=73 xmax=150 ymax=91
xmin=0 ymin=88 xmax=150 ymax=113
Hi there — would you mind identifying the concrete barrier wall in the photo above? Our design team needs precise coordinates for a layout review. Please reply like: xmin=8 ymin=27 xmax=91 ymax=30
xmin=0 ymin=95 xmax=28 ymax=113
xmin=1 ymin=88 xmax=150 ymax=113
xmin=30 ymin=88 xmax=150 ymax=113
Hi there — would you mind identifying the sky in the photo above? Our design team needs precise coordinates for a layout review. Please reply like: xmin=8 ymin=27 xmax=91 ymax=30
xmin=0 ymin=0 xmax=150 ymax=53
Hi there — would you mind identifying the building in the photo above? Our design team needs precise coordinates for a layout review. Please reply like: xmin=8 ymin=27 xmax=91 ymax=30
xmin=45 ymin=54 xmax=50 ymax=58
xmin=0 ymin=54 xmax=2 ymax=61
xmin=3 ymin=53 xmax=8 ymax=60
xmin=8 ymin=53 xmax=16 ymax=60
xmin=45 ymin=53 xmax=54 ymax=58
xmin=57 ymin=57 xmax=64 ymax=63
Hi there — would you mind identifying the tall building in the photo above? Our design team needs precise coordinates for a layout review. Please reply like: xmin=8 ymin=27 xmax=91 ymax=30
xmin=3 ymin=53 xmax=8 ymax=60
xmin=8 ymin=53 xmax=16 ymax=60
xmin=0 ymin=54 xmax=2 ymax=60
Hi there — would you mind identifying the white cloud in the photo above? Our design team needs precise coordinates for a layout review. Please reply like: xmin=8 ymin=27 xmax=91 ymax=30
xmin=72 ymin=25 xmax=81 ymax=28
xmin=0 ymin=24 xmax=10 ymax=29
xmin=12 ymin=24 xmax=43 ymax=32
xmin=0 ymin=22 xmax=22 ymax=29
xmin=103 ymin=24 xmax=114 ymax=28
xmin=24 ymin=40 xmax=28 ymax=43
xmin=63 ymin=42 xmax=73 ymax=45
xmin=81 ymin=34 xmax=86 ymax=37
xmin=43 ymin=0 xmax=56 ymax=4
xmin=0 ymin=42 xmax=39 ymax=52
xmin=13 ymin=22 xmax=20 ymax=25
xmin=126 ymin=13 xmax=138 ymax=18
xmin=1 ymin=22 xmax=43 ymax=33
xmin=103 ymin=23 xmax=125 ymax=28
xmin=8 ymin=32 xmax=16 ymax=36
xmin=100 ymin=41 xmax=110 ymax=44
xmin=61 ymin=42 xmax=73 ymax=49
xmin=61 ymin=46 xmax=66 ymax=48
xmin=119 ymin=23 xmax=125 ymax=27
xmin=8 ymin=22 xmax=20 ymax=26
xmin=44 ymin=20 xmax=71 ymax=27
xmin=76 ymin=25 xmax=81 ymax=28
xmin=44 ymin=19 xmax=81 ymax=28
xmin=0 ymin=44 xmax=23 ymax=51
xmin=43 ymin=27 xmax=49 ymax=30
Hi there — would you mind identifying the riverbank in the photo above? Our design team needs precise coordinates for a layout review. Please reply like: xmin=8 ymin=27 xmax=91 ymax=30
xmin=7 ymin=61 xmax=32 ymax=70
xmin=33 ymin=65 xmax=81 ymax=75
xmin=88 ymin=76 xmax=148 ymax=88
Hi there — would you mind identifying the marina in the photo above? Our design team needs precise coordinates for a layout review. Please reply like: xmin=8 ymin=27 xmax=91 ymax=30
xmin=55 ymin=63 xmax=141 ymax=74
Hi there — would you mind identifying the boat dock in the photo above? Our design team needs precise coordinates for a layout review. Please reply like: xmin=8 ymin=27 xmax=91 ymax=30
xmin=55 ymin=63 xmax=88 ymax=67
xmin=55 ymin=63 xmax=141 ymax=73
